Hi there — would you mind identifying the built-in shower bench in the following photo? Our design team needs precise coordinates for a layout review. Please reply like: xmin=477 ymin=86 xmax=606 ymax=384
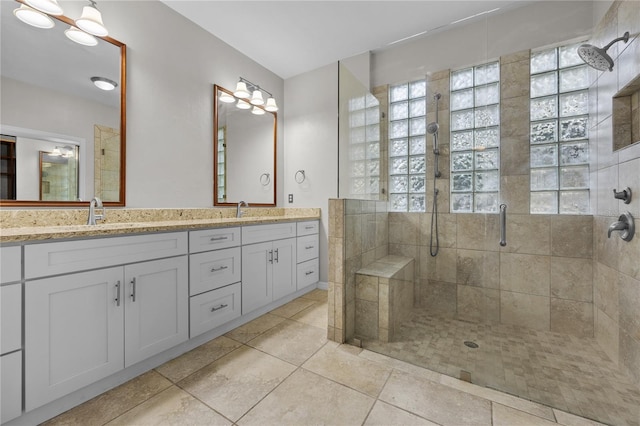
xmin=355 ymin=255 xmax=414 ymax=342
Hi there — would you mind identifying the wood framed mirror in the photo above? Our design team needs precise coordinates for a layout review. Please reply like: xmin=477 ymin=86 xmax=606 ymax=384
xmin=0 ymin=0 xmax=126 ymax=206
xmin=213 ymin=84 xmax=276 ymax=207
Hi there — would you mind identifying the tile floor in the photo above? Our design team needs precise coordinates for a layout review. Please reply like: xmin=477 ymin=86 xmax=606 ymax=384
xmin=44 ymin=289 xmax=609 ymax=426
xmin=364 ymin=310 xmax=640 ymax=426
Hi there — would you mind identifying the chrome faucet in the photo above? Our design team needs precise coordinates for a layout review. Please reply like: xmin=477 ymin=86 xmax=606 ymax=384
xmin=87 ymin=197 xmax=105 ymax=225
xmin=607 ymin=212 xmax=634 ymax=241
xmin=236 ymin=200 xmax=248 ymax=218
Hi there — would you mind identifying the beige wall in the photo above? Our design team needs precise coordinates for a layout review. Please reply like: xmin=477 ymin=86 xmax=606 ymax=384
xmin=590 ymin=0 xmax=640 ymax=384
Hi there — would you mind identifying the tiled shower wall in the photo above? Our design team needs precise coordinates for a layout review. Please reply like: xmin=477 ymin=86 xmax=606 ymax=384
xmin=328 ymin=199 xmax=388 ymax=343
xmin=590 ymin=0 xmax=640 ymax=384
xmin=388 ymin=213 xmax=594 ymax=336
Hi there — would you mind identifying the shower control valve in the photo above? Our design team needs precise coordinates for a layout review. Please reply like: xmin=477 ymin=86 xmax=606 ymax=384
xmin=613 ymin=187 xmax=632 ymax=204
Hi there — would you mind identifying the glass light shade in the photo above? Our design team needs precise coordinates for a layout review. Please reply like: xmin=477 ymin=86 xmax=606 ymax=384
xmin=251 ymin=106 xmax=265 ymax=115
xmin=233 ymin=82 xmax=250 ymax=98
xmin=65 ymin=26 xmax=98 ymax=46
xmin=25 ymin=0 xmax=63 ymax=15
xmin=265 ymin=97 xmax=278 ymax=112
xmin=13 ymin=5 xmax=55 ymax=29
xmin=236 ymin=99 xmax=251 ymax=110
xmin=75 ymin=5 xmax=108 ymax=37
xmin=91 ymin=76 xmax=117 ymax=91
xmin=219 ymin=92 xmax=235 ymax=103
xmin=50 ymin=147 xmax=62 ymax=156
xmin=250 ymin=90 xmax=264 ymax=106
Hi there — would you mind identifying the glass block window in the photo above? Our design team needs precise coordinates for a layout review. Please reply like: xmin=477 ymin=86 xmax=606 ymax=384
xmin=530 ymin=42 xmax=590 ymax=214
xmin=348 ymin=93 xmax=381 ymax=198
xmin=388 ymin=80 xmax=427 ymax=211
xmin=450 ymin=61 xmax=501 ymax=213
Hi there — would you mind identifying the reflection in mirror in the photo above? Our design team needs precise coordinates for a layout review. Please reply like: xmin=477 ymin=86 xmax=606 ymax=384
xmin=0 ymin=0 xmax=126 ymax=206
xmin=214 ymin=85 xmax=276 ymax=206
xmin=39 ymin=147 xmax=79 ymax=201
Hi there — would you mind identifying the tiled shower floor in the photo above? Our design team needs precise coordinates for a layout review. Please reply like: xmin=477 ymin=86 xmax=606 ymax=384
xmin=364 ymin=310 xmax=640 ymax=426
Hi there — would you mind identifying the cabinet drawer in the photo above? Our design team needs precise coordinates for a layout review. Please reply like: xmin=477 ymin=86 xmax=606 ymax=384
xmin=189 ymin=247 xmax=241 ymax=296
xmin=297 ymin=259 xmax=319 ymax=288
xmin=25 ymin=232 xmax=188 ymax=279
xmin=297 ymin=220 xmax=319 ymax=236
xmin=1 ymin=351 xmax=22 ymax=423
xmin=297 ymin=234 xmax=319 ymax=263
xmin=190 ymin=283 xmax=241 ymax=338
xmin=189 ymin=227 xmax=240 ymax=253
xmin=1 ymin=246 xmax=21 ymax=283
xmin=242 ymin=222 xmax=296 ymax=245
xmin=1 ymin=284 xmax=22 ymax=355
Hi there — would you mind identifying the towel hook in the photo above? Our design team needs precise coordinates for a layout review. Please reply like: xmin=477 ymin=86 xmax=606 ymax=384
xmin=295 ymin=170 xmax=306 ymax=184
xmin=260 ymin=173 xmax=270 ymax=186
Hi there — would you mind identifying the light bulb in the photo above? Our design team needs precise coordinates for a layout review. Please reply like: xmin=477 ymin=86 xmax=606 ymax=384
xmin=265 ymin=97 xmax=278 ymax=112
xmin=250 ymin=90 xmax=264 ymax=106
xmin=75 ymin=4 xmax=108 ymax=37
xmin=65 ymin=26 xmax=98 ymax=46
xmin=13 ymin=4 xmax=54 ymax=29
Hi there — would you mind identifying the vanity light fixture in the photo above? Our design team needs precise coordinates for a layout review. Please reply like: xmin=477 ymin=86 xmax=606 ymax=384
xmin=251 ymin=106 xmax=265 ymax=115
xmin=219 ymin=91 xmax=236 ymax=103
xmin=13 ymin=4 xmax=55 ymax=29
xmin=233 ymin=81 xmax=251 ymax=98
xmin=25 ymin=0 xmax=63 ymax=16
xmin=75 ymin=0 xmax=108 ymax=37
xmin=65 ymin=26 xmax=98 ymax=46
xmin=91 ymin=76 xmax=117 ymax=91
xmin=236 ymin=99 xmax=251 ymax=110
xmin=234 ymin=77 xmax=278 ymax=112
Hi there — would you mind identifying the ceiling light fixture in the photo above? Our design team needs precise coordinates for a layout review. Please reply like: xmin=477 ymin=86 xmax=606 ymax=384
xmin=75 ymin=0 xmax=108 ymax=37
xmin=91 ymin=76 xmax=117 ymax=91
xmin=13 ymin=4 xmax=55 ymax=29
xmin=25 ymin=0 xmax=63 ymax=16
xmin=233 ymin=77 xmax=278 ymax=112
xmin=65 ymin=26 xmax=98 ymax=46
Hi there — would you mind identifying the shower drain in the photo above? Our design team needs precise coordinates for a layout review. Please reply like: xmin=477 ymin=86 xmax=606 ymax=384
xmin=464 ymin=341 xmax=479 ymax=348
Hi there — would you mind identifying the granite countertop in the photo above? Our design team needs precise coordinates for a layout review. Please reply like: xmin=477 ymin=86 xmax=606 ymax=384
xmin=0 ymin=208 xmax=321 ymax=243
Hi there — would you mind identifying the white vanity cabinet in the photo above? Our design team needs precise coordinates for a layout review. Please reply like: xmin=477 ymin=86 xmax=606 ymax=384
xmin=23 ymin=232 xmax=189 ymax=411
xmin=188 ymin=227 xmax=242 ymax=338
xmin=242 ymin=223 xmax=297 ymax=314
xmin=1 ymin=246 xmax=23 ymax=424
xmin=296 ymin=221 xmax=320 ymax=289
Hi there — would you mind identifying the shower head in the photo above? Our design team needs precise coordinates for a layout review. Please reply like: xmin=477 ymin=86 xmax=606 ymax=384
xmin=577 ymin=31 xmax=629 ymax=72
xmin=426 ymin=122 xmax=439 ymax=134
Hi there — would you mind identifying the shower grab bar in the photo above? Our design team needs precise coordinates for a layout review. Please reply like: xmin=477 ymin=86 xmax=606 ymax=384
xmin=499 ymin=204 xmax=507 ymax=247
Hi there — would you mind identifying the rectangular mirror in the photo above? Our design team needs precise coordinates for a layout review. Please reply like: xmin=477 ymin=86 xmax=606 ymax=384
xmin=0 ymin=0 xmax=126 ymax=206
xmin=214 ymin=84 xmax=276 ymax=206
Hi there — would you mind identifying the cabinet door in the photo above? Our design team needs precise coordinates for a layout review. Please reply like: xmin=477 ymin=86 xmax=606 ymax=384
xmin=25 ymin=267 xmax=124 ymax=411
xmin=272 ymin=238 xmax=296 ymax=301
xmin=242 ymin=241 xmax=272 ymax=314
xmin=124 ymin=256 xmax=188 ymax=367
xmin=1 ymin=351 xmax=22 ymax=423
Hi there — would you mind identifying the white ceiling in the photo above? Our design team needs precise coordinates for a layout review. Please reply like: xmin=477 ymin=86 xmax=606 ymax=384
xmin=162 ymin=0 xmax=537 ymax=80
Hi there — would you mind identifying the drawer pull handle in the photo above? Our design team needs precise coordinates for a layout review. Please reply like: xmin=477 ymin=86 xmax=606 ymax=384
xmin=305 ymin=226 xmax=314 ymax=230
xmin=211 ymin=265 xmax=229 ymax=273
xmin=115 ymin=281 xmax=121 ymax=306
xmin=305 ymin=245 xmax=314 ymax=250
xmin=305 ymin=271 xmax=314 ymax=276
xmin=211 ymin=303 xmax=228 ymax=312
xmin=210 ymin=236 xmax=228 ymax=242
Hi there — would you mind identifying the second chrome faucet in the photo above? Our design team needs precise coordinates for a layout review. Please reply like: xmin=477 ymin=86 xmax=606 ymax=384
xmin=237 ymin=200 xmax=248 ymax=218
